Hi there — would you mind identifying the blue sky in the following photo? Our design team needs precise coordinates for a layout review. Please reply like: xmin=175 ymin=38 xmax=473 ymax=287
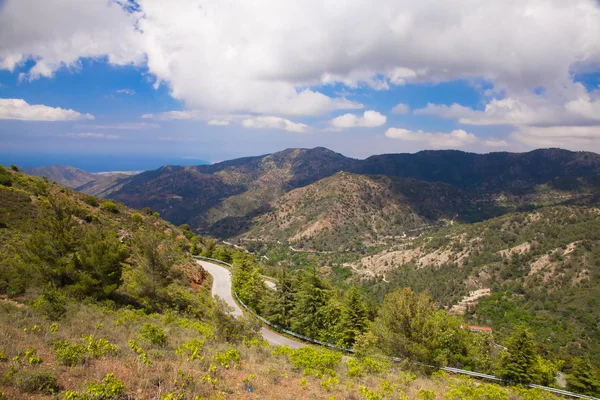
xmin=1 ymin=0 xmax=600 ymax=170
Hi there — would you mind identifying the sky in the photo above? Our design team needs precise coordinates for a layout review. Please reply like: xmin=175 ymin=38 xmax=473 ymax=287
xmin=1 ymin=0 xmax=600 ymax=169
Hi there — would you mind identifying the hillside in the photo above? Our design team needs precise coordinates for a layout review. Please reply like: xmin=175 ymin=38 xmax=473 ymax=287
xmin=109 ymin=147 xmax=355 ymax=230
xmin=22 ymin=165 xmax=97 ymax=188
xmin=104 ymin=148 xmax=600 ymax=244
xmin=350 ymin=205 xmax=600 ymax=366
xmin=1 ymin=166 xmax=599 ymax=399
xmin=242 ymin=172 xmax=507 ymax=252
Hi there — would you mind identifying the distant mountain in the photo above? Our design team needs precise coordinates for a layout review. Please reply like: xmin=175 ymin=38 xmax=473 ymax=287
xmin=108 ymin=147 xmax=355 ymax=228
xmin=240 ymin=172 xmax=504 ymax=251
xmin=105 ymin=147 xmax=600 ymax=243
xmin=76 ymin=173 xmax=136 ymax=197
xmin=23 ymin=165 xmax=97 ymax=188
xmin=351 ymin=148 xmax=600 ymax=194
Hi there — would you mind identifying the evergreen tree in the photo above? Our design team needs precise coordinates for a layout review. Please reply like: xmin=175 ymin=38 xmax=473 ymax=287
xmin=290 ymin=265 xmax=330 ymax=339
xmin=497 ymin=328 xmax=540 ymax=384
xmin=567 ymin=357 xmax=600 ymax=396
xmin=338 ymin=286 xmax=369 ymax=347
xmin=231 ymin=253 xmax=264 ymax=312
xmin=263 ymin=268 xmax=296 ymax=329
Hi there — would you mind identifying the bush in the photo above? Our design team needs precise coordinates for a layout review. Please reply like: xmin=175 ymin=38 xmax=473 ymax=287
xmin=14 ymin=370 xmax=60 ymax=394
xmin=53 ymin=340 xmax=87 ymax=366
xmin=131 ymin=213 xmax=143 ymax=224
xmin=139 ymin=323 xmax=167 ymax=346
xmin=346 ymin=357 xmax=389 ymax=378
xmin=0 ymin=174 xmax=11 ymax=187
xmin=214 ymin=348 xmax=241 ymax=369
xmin=86 ymin=373 xmax=126 ymax=399
xmin=33 ymin=285 xmax=67 ymax=320
xmin=286 ymin=347 xmax=342 ymax=377
xmin=100 ymin=201 xmax=119 ymax=213
xmin=10 ymin=164 xmax=19 ymax=172
xmin=83 ymin=335 xmax=119 ymax=358
xmin=24 ymin=348 xmax=43 ymax=365
xmin=83 ymin=195 xmax=99 ymax=207
xmin=175 ymin=339 xmax=205 ymax=361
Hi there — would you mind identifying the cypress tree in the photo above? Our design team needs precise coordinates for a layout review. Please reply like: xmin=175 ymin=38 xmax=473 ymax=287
xmin=567 ymin=357 xmax=600 ymax=396
xmin=497 ymin=328 xmax=539 ymax=384
xmin=338 ymin=286 xmax=369 ymax=347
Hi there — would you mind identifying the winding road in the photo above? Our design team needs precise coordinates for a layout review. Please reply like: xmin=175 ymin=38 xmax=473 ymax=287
xmin=197 ymin=259 xmax=303 ymax=348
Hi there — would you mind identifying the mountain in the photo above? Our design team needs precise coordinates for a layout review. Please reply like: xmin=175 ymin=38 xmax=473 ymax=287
xmin=75 ymin=172 xmax=135 ymax=197
xmin=241 ymin=172 xmax=506 ymax=251
xmin=105 ymin=147 xmax=600 ymax=245
xmin=22 ymin=165 xmax=97 ymax=188
xmin=352 ymin=205 xmax=600 ymax=365
xmin=108 ymin=147 xmax=355 ymax=230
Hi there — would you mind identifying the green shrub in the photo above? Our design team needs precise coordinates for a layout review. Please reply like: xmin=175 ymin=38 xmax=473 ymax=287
xmin=139 ymin=323 xmax=167 ymax=346
xmin=0 ymin=174 xmax=11 ymax=187
xmin=0 ymin=349 xmax=6 ymax=361
xmin=86 ymin=373 xmax=126 ymax=399
xmin=100 ymin=201 xmax=119 ymax=213
xmin=346 ymin=357 xmax=389 ymax=378
xmin=214 ymin=348 xmax=241 ymax=369
xmin=10 ymin=164 xmax=18 ymax=172
xmin=444 ymin=379 xmax=508 ymax=400
xmin=33 ymin=284 xmax=67 ymax=320
xmin=24 ymin=348 xmax=43 ymax=365
xmin=175 ymin=338 xmax=205 ymax=361
xmin=418 ymin=388 xmax=436 ymax=400
xmin=0 ymin=390 xmax=8 ymax=400
xmin=14 ymin=370 xmax=59 ymax=394
xmin=286 ymin=347 xmax=342 ymax=377
xmin=83 ymin=334 xmax=118 ymax=358
xmin=53 ymin=340 xmax=87 ymax=366
xmin=83 ymin=195 xmax=99 ymax=207
xmin=131 ymin=213 xmax=143 ymax=224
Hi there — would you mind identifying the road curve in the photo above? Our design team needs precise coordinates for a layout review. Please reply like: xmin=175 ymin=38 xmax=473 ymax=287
xmin=197 ymin=260 xmax=303 ymax=349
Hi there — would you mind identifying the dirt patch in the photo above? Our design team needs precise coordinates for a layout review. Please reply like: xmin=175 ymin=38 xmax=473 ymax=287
xmin=499 ymin=242 xmax=531 ymax=258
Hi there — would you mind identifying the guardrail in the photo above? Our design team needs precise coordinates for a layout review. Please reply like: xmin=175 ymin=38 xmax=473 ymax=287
xmin=193 ymin=255 xmax=599 ymax=400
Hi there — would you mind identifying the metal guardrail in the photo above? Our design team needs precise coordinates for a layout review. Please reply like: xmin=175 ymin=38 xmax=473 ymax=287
xmin=193 ymin=256 xmax=599 ymax=400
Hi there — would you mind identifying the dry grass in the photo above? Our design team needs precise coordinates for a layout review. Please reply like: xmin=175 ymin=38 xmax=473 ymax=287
xmin=0 ymin=302 xmax=563 ymax=400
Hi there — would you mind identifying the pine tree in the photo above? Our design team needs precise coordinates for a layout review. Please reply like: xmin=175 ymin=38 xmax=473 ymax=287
xmin=338 ymin=286 xmax=369 ymax=347
xmin=290 ymin=265 xmax=330 ymax=339
xmin=263 ymin=268 xmax=296 ymax=329
xmin=497 ymin=328 xmax=539 ymax=384
xmin=231 ymin=254 xmax=264 ymax=312
xmin=567 ymin=357 xmax=600 ymax=396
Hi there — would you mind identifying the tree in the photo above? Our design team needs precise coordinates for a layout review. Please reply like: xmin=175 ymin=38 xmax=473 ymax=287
xmin=496 ymin=328 xmax=539 ymax=384
xmin=337 ymin=286 xmax=369 ymax=347
xmin=371 ymin=288 xmax=439 ymax=363
xmin=567 ymin=357 xmax=600 ymax=396
xmin=231 ymin=253 xmax=264 ymax=312
xmin=290 ymin=265 xmax=331 ymax=339
xmin=134 ymin=230 xmax=178 ymax=298
xmin=263 ymin=268 xmax=296 ymax=329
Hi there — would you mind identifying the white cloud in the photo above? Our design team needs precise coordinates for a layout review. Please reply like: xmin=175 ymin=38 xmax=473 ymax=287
xmin=385 ymin=127 xmax=506 ymax=149
xmin=392 ymin=103 xmax=410 ymax=115
xmin=330 ymin=110 xmax=387 ymax=129
xmin=511 ymin=125 xmax=600 ymax=150
xmin=0 ymin=0 xmax=143 ymax=81
xmin=3 ymin=0 xmax=599 ymax=119
xmin=415 ymin=83 xmax=600 ymax=127
xmin=0 ymin=98 xmax=94 ymax=121
xmin=242 ymin=116 xmax=309 ymax=132
xmin=142 ymin=110 xmax=205 ymax=120
xmin=207 ymin=120 xmax=230 ymax=126
xmin=63 ymin=132 xmax=121 ymax=139
xmin=116 ymin=89 xmax=135 ymax=95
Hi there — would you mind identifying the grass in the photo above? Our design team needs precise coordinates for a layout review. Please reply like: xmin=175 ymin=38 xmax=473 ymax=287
xmin=0 ymin=299 xmax=570 ymax=400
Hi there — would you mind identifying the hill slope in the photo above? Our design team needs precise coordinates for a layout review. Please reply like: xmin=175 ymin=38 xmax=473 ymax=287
xmin=105 ymin=147 xmax=600 ymax=242
xmin=242 ymin=172 xmax=507 ymax=251
xmin=352 ymin=205 xmax=600 ymax=366
xmin=22 ymin=165 xmax=97 ymax=188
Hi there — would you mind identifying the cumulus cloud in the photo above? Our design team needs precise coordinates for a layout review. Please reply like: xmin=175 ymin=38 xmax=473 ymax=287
xmin=0 ymin=98 xmax=94 ymax=121
xmin=330 ymin=110 xmax=387 ymax=129
xmin=242 ymin=116 xmax=309 ymax=132
xmin=392 ymin=103 xmax=410 ymax=115
xmin=511 ymin=125 xmax=600 ymax=150
xmin=385 ymin=127 xmax=507 ymax=149
xmin=0 ymin=0 xmax=143 ymax=81
xmin=4 ymin=0 xmax=600 ymax=120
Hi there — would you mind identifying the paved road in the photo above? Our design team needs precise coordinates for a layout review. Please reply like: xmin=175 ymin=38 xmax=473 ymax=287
xmin=197 ymin=260 xmax=303 ymax=349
